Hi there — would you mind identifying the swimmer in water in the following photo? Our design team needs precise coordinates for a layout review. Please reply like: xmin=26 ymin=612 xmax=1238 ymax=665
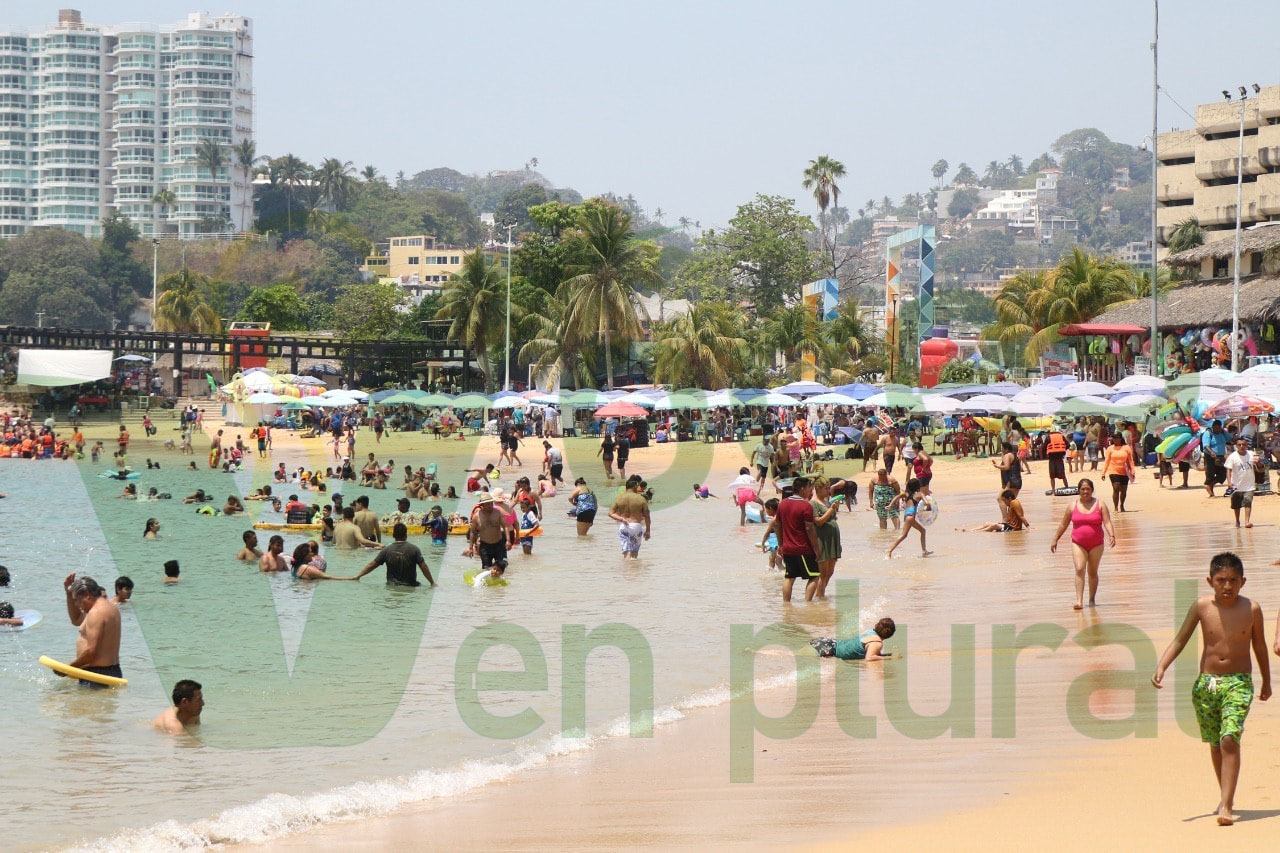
xmin=0 ymin=600 xmax=25 ymax=627
xmin=153 ymin=679 xmax=204 ymax=734
xmin=609 ymin=476 xmax=651 ymax=559
xmin=236 ymin=530 xmax=263 ymax=562
xmin=162 ymin=560 xmax=180 ymax=584
xmin=258 ymin=535 xmax=289 ymax=572
xmin=113 ymin=576 xmax=134 ymax=604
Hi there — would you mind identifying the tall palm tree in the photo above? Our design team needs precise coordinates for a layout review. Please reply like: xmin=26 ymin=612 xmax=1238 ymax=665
xmin=954 ymin=163 xmax=978 ymax=185
xmin=824 ymin=299 xmax=875 ymax=363
xmin=558 ymin=204 xmax=660 ymax=389
xmin=361 ymin=164 xmax=379 ymax=182
xmin=196 ymin=139 xmax=227 ymax=185
xmin=931 ymin=159 xmax=949 ymax=189
xmin=1166 ymin=216 xmax=1204 ymax=254
xmin=652 ymin=302 xmax=746 ymax=389
xmin=270 ymin=153 xmax=308 ymax=233
xmin=155 ymin=268 xmax=220 ymax=333
xmin=315 ymin=157 xmax=356 ymax=211
xmin=231 ymin=139 xmax=259 ymax=232
xmin=436 ymin=250 xmax=511 ymax=392
xmin=984 ymin=160 xmax=1005 ymax=186
xmin=763 ymin=303 xmax=825 ymax=372
xmin=802 ymin=155 xmax=847 ymax=253
xmin=1006 ymin=154 xmax=1024 ymax=177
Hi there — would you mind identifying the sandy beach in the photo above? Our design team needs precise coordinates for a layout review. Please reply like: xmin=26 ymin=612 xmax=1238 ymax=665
xmin=207 ymin=424 xmax=1280 ymax=851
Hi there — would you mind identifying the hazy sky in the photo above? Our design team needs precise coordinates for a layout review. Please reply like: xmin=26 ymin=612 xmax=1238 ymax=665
xmin=13 ymin=1 xmax=1280 ymax=228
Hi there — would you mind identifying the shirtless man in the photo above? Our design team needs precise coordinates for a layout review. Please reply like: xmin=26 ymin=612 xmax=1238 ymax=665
xmin=236 ymin=530 xmax=263 ymax=562
xmin=352 ymin=496 xmax=381 ymax=543
xmin=258 ymin=535 xmax=289 ymax=572
xmin=879 ymin=428 xmax=901 ymax=476
xmin=860 ymin=422 xmax=881 ymax=472
xmin=333 ymin=506 xmax=378 ymax=549
xmin=153 ymin=679 xmax=204 ymax=734
xmin=62 ymin=574 xmax=122 ymax=687
xmin=210 ymin=429 xmax=223 ymax=466
xmin=609 ymin=476 xmax=651 ymax=559
xmin=468 ymin=493 xmax=512 ymax=574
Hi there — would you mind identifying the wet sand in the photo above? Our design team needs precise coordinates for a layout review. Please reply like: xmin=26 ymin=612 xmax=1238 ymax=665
xmin=237 ymin=436 xmax=1280 ymax=849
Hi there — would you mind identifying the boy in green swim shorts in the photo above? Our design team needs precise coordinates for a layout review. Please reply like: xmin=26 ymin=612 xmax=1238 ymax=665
xmin=1152 ymin=552 xmax=1271 ymax=826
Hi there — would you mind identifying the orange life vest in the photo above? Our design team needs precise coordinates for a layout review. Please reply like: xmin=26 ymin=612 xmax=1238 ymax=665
xmin=1047 ymin=432 xmax=1067 ymax=454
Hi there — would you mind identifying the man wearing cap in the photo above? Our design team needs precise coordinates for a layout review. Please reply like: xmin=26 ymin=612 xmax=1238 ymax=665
xmin=62 ymin=573 xmax=122 ymax=686
xmin=469 ymin=492 xmax=512 ymax=574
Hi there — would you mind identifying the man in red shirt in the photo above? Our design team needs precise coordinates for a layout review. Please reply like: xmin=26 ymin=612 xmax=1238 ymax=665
xmin=772 ymin=477 xmax=822 ymax=602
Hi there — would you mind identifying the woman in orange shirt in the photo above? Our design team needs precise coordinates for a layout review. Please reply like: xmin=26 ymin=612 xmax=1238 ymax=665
xmin=1102 ymin=432 xmax=1135 ymax=512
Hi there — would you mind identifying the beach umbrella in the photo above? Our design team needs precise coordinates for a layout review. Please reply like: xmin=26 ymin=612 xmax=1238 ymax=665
xmin=830 ymin=382 xmax=878 ymax=400
xmin=489 ymin=394 xmax=530 ymax=409
xmin=1109 ymin=391 xmax=1164 ymax=407
xmin=664 ymin=389 xmax=712 ymax=409
xmin=562 ymin=389 xmax=612 ymax=407
xmin=114 ymin=353 xmax=151 ymax=362
xmin=1112 ymin=375 xmax=1167 ymax=393
xmin=703 ymin=391 xmax=734 ymax=407
xmin=912 ymin=394 xmax=963 ymax=415
xmin=1056 ymin=395 xmax=1117 ymax=416
xmin=593 ymin=401 xmax=649 ymax=418
xmin=419 ymin=392 xmax=457 ymax=407
xmin=451 ymin=393 xmax=495 ymax=409
xmin=526 ymin=392 xmax=560 ymax=405
xmin=601 ymin=389 xmax=630 ymax=399
xmin=378 ymin=392 xmax=419 ymax=406
xmin=773 ymin=380 xmax=830 ymax=397
xmin=1053 ymin=380 xmax=1114 ymax=399
xmin=1006 ymin=397 xmax=1062 ymax=417
xmin=281 ymin=399 xmax=310 ymax=411
xmin=1204 ymin=394 xmax=1276 ymax=418
xmin=1170 ymin=386 xmax=1231 ymax=409
xmin=1242 ymin=363 xmax=1280 ymax=377
xmin=758 ymin=391 xmax=802 ymax=407
xmin=1033 ymin=374 xmax=1078 ymax=388
xmin=957 ymin=393 xmax=1014 ymax=413
xmin=619 ymin=391 xmax=659 ymax=406
xmin=805 ymin=392 xmax=864 ymax=406
xmin=321 ymin=388 xmax=368 ymax=401
xmin=246 ymin=392 xmax=283 ymax=405
xmin=369 ymin=389 xmax=401 ymax=402
xmin=1011 ymin=387 xmax=1061 ymax=403
xmin=1167 ymin=371 xmax=1248 ymax=391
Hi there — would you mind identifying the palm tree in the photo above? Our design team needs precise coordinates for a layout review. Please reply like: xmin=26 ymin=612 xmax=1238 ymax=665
xmin=155 ymin=268 xmax=220 ymax=333
xmin=1166 ymin=216 xmax=1204 ymax=254
xmin=678 ymin=215 xmax=691 ymax=233
xmin=652 ymin=302 xmax=746 ymax=388
xmin=558 ymin=203 xmax=660 ymax=389
xmin=763 ymin=303 xmax=825 ymax=372
xmin=315 ymin=157 xmax=356 ymax=211
xmin=931 ymin=158 xmax=949 ymax=189
xmin=880 ymin=195 xmax=893 ymax=215
xmin=231 ymin=139 xmax=259 ymax=232
xmin=802 ymin=155 xmax=847 ymax=252
xmin=653 ymin=206 xmax=664 ymax=224
xmin=436 ymin=250 xmax=510 ymax=392
xmin=825 ymin=299 xmax=874 ymax=362
xmin=518 ymin=293 xmax=598 ymax=389
xmin=361 ymin=164 xmax=379 ymax=182
xmin=954 ymin=163 xmax=978 ymax=186
xmin=1006 ymin=154 xmax=1024 ymax=177
xmin=983 ymin=160 xmax=1005 ymax=186
xmin=196 ymin=138 xmax=227 ymax=185
xmin=270 ymin=153 xmax=308 ymax=233
xmin=151 ymin=187 xmax=176 ymax=224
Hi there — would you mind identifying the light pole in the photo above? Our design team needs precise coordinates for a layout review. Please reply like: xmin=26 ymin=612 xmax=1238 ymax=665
xmin=1225 ymin=84 xmax=1259 ymax=372
xmin=1149 ymin=1 xmax=1160 ymax=373
xmin=503 ymin=222 xmax=514 ymax=391
xmin=151 ymin=238 xmax=160 ymax=363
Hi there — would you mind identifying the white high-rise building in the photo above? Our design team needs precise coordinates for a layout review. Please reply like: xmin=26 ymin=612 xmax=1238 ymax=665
xmin=0 ymin=9 xmax=252 ymax=240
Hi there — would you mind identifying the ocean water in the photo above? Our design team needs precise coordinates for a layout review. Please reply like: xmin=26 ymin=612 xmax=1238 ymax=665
xmin=0 ymin=442 xmax=889 ymax=851
xmin=3 ymin=439 xmax=1238 ymax=851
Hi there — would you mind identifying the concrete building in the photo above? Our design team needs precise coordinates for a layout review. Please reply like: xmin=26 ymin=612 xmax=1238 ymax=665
xmin=1117 ymin=240 xmax=1153 ymax=267
xmin=1154 ymin=83 xmax=1280 ymax=253
xmin=0 ymin=8 xmax=253 ymax=239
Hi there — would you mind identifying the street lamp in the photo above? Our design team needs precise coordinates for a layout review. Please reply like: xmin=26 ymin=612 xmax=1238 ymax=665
xmin=503 ymin=222 xmax=514 ymax=392
xmin=151 ymin=237 xmax=160 ymax=364
xmin=1224 ymin=84 xmax=1260 ymax=371
xmin=1149 ymin=1 xmax=1159 ymax=373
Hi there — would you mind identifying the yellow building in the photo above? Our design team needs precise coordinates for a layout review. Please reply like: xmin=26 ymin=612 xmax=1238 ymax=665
xmin=1156 ymin=84 xmax=1280 ymax=253
xmin=363 ymin=235 xmax=509 ymax=285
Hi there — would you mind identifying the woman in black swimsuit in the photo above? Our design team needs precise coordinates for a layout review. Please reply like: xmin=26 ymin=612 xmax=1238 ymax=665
xmin=599 ymin=433 xmax=616 ymax=481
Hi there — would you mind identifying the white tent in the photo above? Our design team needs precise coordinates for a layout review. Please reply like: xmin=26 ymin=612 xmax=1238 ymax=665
xmin=17 ymin=349 xmax=112 ymax=387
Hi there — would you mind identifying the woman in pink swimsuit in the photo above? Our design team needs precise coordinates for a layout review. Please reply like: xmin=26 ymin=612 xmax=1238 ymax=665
xmin=1049 ymin=478 xmax=1116 ymax=610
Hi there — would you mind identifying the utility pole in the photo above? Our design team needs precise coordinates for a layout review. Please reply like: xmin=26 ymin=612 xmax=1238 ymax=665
xmin=152 ymin=238 xmax=160 ymax=363
xmin=503 ymin=222 xmax=514 ymax=391
xmin=1149 ymin=1 xmax=1160 ymax=373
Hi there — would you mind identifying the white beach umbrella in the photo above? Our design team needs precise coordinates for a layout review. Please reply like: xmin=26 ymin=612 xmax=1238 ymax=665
xmin=1057 ymin=395 xmax=1117 ymax=416
xmin=1053 ymin=380 xmax=1114 ymax=399
xmin=805 ymin=392 xmax=863 ymax=406
xmin=246 ymin=392 xmax=283 ymax=405
xmin=957 ymin=393 xmax=1013 ymax=412
xmin=1011 ymin=387 xmax=1061 ymax=403
xmin=913 ymin=394 xmax=963 ymax=415
xmin=759 ymin=392 xmax=801 ymax=407
xmin=1112 ymin=375 xmax=1167 ymax=393
xmin=489 ymin=394 xmax=530 ymax=409
xmin=1007 ymin=397 xmax=1062 ymax=417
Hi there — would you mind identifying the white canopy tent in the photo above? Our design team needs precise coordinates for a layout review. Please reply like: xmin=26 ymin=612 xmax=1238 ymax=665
xmin=17 ymin=349 xmax=113 ymax=387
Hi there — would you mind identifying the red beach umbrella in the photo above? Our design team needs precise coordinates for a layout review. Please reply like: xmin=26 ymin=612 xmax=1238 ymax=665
xmin=593 ymin=401 xmax=648 ymax=419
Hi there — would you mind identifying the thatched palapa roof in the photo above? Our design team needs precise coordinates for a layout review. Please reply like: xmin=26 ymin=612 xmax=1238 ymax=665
xmin=1164 ymin=223 xmax=1280 ymax=267
xmin=1092 ymin=275 xmax=1280 ymax=329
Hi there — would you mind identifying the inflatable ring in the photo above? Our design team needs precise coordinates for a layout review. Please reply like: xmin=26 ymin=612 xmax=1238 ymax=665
xmin=915 ymin=495 xmax=939 ymax=527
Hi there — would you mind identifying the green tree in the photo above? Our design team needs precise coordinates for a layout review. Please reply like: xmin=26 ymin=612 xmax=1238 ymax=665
xmin=332 ymin=281 xmax=408 ymax=340
xmin=315 ymin=157 xmax=356 ymax=212
xmin=1006 ymin=154 xmax=1024 ymax=177
xmin=0 ymin=229 xmax=113 ymax=327
xmin=518 ymin=292 xmax=598 ymax=389
xmin=237 ymin=282 xmax=308 ymax=330
xmin=361 ymin=164 xmax=379 ymax=182
xmin=155 ymin=268 xmax=220 ymax=333
xmin=98 ymin=210 xmax=149 ymax=321
xmin=931 ymin=159 xmax=949 ymax=188
xmin=558 ymin=203 xmax=660 ymax=389
xmin=269 ymin=153 xmax=310 ymax=233
xmin=495 ymin=183 xmax=550 ymax=235
xmin=1166 ymin=216 xmax=1204 ymax=254
xmin=196 ymin=138 xmax=227 ymax=184
xmin=953 ymin=163 xmax=978 ymax=185
xmin=151 ymin=187 xmax=175 ymax=222
xmin=437 ymin=250 xmax=511 ymax=392
xmin=691 ymin=194 xmax=816 ymax=312
xmin=652 ymin=302 xmax=745 ymax=388
xmin=763 ymin=303 xmax=825 ymax=373
xmin=947 ymin=187 xmax=982 ymax=219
